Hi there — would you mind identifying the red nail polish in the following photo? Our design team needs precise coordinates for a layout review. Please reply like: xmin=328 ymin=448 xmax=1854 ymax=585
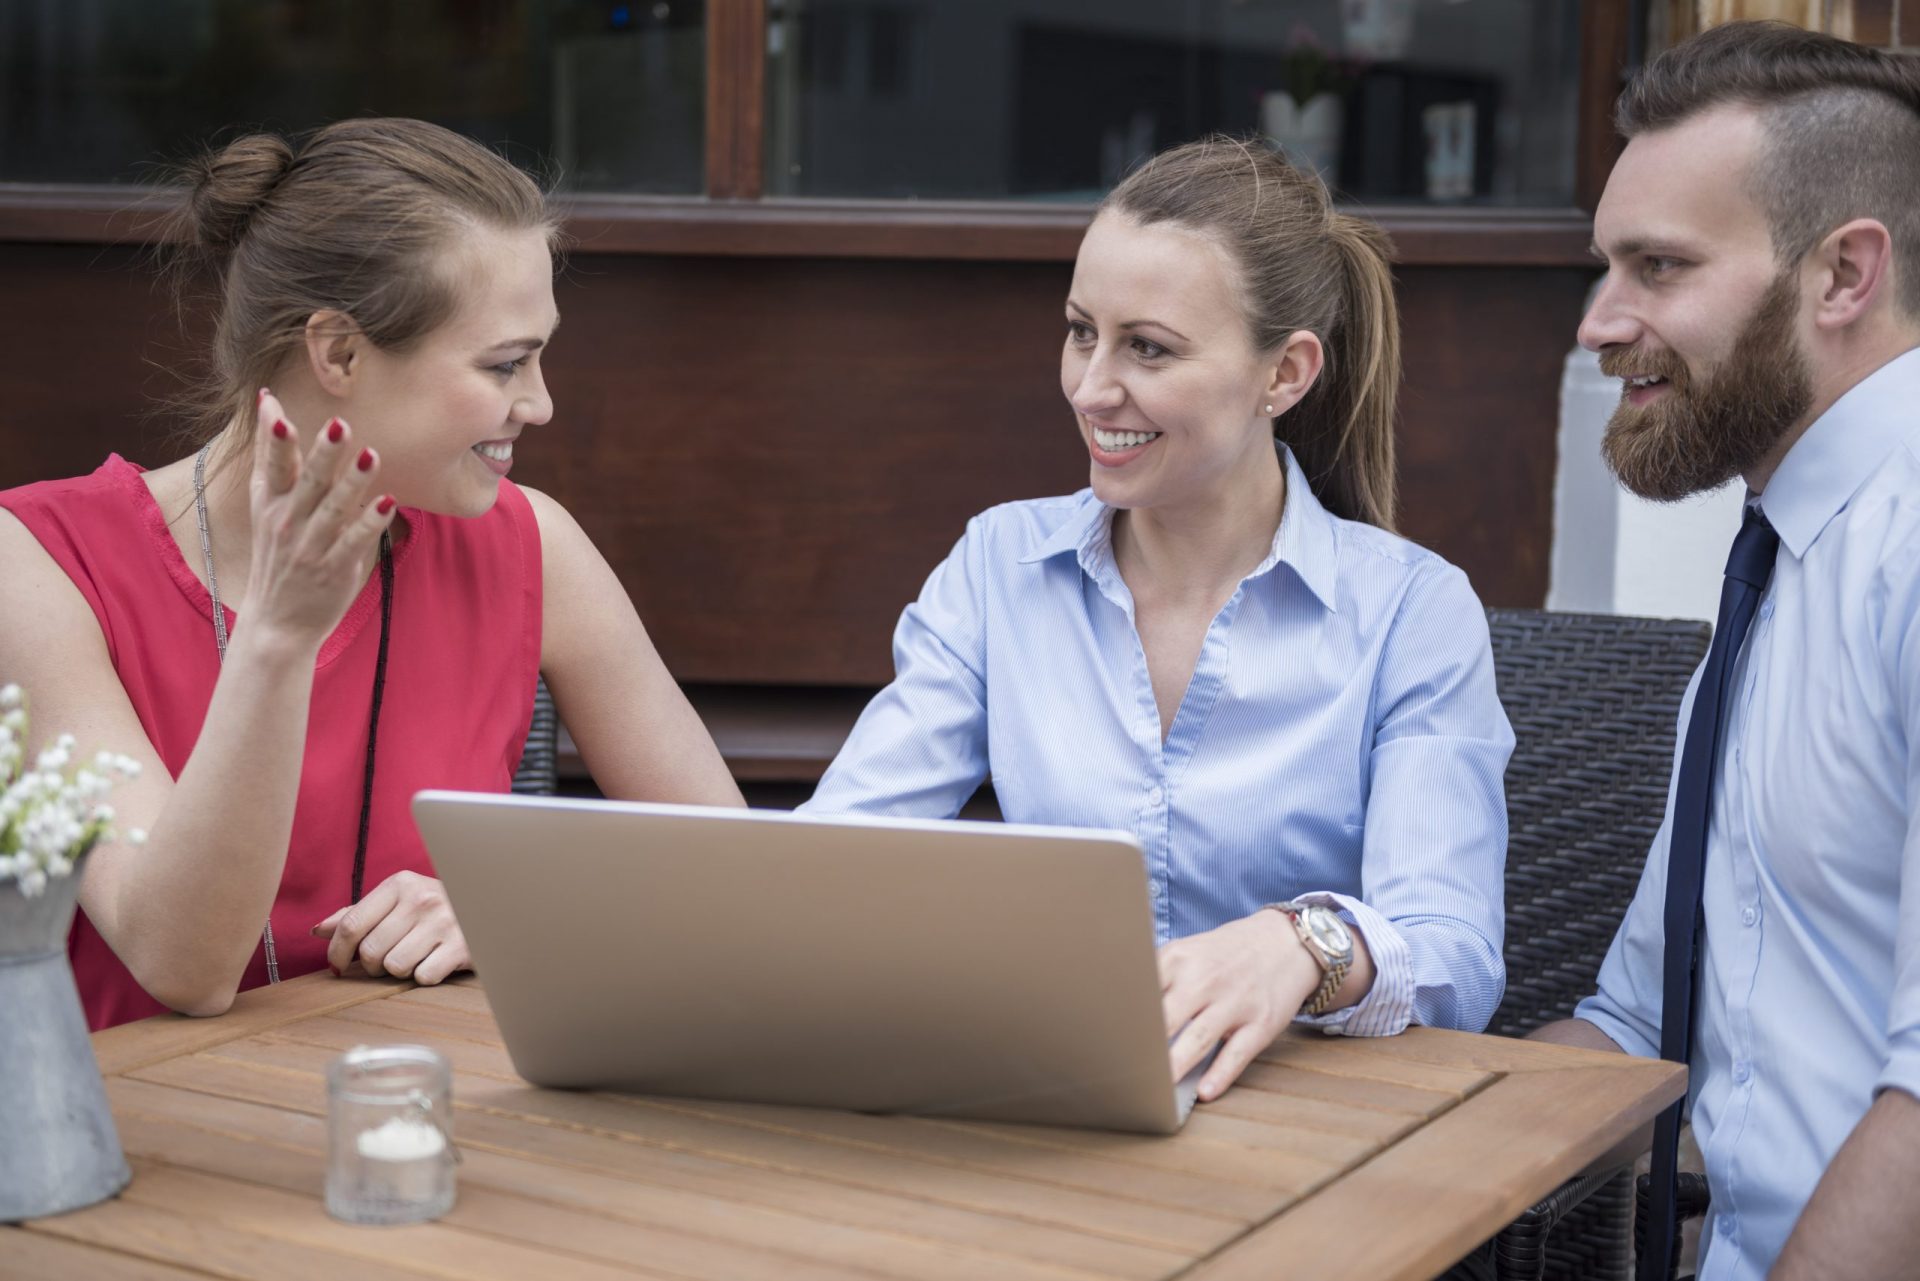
xmin=376 ymin=495 xmax=396 ymax=516
xmin=356 ymin=447 xmax=374 ymax=472
xmin=326 ymin=420 xmax=344 ymax=444
xmin=271 ymin=419 xmax=290 ymax=440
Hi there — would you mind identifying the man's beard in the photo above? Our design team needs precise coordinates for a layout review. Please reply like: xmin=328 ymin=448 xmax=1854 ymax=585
xmin=1599 ymin=271 xmax=1813 ymax=502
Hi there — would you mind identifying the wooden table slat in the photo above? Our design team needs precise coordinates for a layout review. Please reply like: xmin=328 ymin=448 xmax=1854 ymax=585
xmin=1229 ymin=1059 xmax=1476 ymax=1117
xmin=1185 ymin=1084 xmax=1427 ymax=1146
xmin=623 ymin=1096 xmax=1308 ymax=1216
xmin=115 ymin=1160 xmax=664 ymax=1281
xmin=25 ymin=1191 xmax=450 ymax=1281
xmin=1252 ymin=1034 xmax=1500 ymax=1094
xmin=89 ymin=974 xmax=413 ymax=1077
xmin=1 ymin=1227 xmax=215 ymax=1281
xmin=915 ymin=1115 xmax=1356 ymax=1193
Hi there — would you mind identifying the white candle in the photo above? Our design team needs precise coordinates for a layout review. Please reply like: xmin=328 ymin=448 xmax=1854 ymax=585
xmin=355 ymin=1115 xmax=445 ymax=1162
xmin=351 ymin=1115 xmax=447 ymax=1210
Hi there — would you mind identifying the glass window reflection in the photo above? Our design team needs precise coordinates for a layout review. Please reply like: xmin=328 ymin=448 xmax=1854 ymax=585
xmin=764 ymin=0 xmax=1581 ymax=205
xmin=0 ymin=0 xmax=705 ymax=193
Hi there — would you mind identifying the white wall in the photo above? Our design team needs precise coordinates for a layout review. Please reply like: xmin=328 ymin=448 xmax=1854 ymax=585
xmin=1546 ymin=337 xmax=1744 ymax=624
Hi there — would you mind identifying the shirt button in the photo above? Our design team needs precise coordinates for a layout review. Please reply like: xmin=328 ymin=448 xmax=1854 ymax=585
xmin=1147 ymin=786 xmax=1164 ymax=806
xmin=1742 ymin=906 xmax=1759 ymax=927
xmin=1734 ymin=1061 xmax=1751 ymax=1083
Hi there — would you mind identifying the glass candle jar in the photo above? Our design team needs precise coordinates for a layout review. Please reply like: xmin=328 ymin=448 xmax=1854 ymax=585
xmin=325 ymin=1044 xmax=456 ymax=1225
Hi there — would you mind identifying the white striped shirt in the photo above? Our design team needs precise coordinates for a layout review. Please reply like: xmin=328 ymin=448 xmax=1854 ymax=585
xmin=803 ymin=446 xmax=1512 ymax=1035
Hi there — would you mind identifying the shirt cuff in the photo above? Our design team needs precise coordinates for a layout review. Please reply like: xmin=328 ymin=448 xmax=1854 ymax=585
xmin=1287 ymin=892 xmax=1414 ymax=1038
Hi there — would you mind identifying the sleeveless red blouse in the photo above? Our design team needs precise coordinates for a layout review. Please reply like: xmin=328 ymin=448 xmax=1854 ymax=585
xmin=0 ymin=456 xmax=541 ymax=1029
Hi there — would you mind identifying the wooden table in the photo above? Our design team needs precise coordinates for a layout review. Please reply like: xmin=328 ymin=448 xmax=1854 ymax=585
xmin=8 ymin=974 xmax=1682 ymax=1281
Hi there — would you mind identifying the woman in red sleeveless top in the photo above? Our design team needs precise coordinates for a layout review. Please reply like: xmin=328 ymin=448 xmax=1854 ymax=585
xmin=0 ymin=119 xmax=742 ymax=1030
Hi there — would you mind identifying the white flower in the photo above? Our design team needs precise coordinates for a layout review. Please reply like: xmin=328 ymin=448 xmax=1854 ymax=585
xmin=0 ymin=689 xmax=143 ymax=896
xmin=126 ymin=828 xmax=148 ymax=846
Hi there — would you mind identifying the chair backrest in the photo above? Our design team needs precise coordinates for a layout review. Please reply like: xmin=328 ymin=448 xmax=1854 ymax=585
xmin=510 ymin=677 xmax=559 ymax=797
xmin=1484 ymin=609 xmax=1710 ymax=1038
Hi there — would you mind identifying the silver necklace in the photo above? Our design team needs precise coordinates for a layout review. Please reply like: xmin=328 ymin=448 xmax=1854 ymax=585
xmin=193 ymin=444 xmax=279 ymax=982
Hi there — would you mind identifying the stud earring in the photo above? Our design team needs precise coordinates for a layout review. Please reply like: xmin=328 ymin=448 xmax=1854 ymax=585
xmin=1263 ymin=403 xmax=1274 ymax=415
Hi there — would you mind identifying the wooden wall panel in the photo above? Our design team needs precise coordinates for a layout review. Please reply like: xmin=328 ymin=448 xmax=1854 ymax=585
xmin=1668 ymin=0 xmax=1915 ymax=44
xmin=0 ymin=244 xmax=1591 ymax=687
xmin=1395 ymin=265 xmax=1593 ymax=610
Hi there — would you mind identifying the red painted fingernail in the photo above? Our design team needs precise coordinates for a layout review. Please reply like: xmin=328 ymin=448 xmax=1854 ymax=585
xmin=376 ymin=495 xmax=396 ymax=516
xmin=356 ymin=447 xmax=374 ymax=472
xmin=271 ymin=419 xmax=290 ymax=440
xmin=326 ymin=420 xmax=344 ymax=444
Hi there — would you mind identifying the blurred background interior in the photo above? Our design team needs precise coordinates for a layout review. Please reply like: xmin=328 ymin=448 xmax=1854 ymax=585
xmin=1 ymin=0 xmax=1909 ymax=803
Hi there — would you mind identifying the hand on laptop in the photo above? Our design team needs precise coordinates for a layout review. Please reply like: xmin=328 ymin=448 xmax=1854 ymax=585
xmin=1159 ymin=910 xmax=1324 ymax=1103
xmin=311 ymin=869 xmax=470 ymax=985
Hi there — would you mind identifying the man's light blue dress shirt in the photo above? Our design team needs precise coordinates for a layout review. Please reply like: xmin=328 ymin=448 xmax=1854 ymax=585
xmin=1577 ymin=348 xmax=1920 ymax=1278
xmin=804 ymin=446 xmax=1513 ymax=1036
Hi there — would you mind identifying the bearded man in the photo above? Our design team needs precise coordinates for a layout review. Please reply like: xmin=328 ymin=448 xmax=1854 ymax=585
xmin=1532 ymin=20 xmax=1920 ymax=1281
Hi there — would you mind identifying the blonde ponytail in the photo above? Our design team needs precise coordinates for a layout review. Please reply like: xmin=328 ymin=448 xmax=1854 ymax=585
xmin=1296 ymin=213 xmax=1399 ymax=530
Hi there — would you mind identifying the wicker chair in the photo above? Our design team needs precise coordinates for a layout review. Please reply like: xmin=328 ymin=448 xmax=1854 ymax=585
xmin=1479 ymin=609 xmax=1711 ymax=1281
xmin=509 ymin=677 xmax=559 ymax=796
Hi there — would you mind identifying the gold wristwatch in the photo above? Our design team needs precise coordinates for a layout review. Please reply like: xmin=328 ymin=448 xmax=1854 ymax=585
xmin=1269 ymin=901 xmax=1354 ymax=1016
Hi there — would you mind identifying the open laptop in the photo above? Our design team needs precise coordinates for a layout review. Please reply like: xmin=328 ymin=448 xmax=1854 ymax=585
xmin=411 ymin=791 xmax=1202 ymax=1134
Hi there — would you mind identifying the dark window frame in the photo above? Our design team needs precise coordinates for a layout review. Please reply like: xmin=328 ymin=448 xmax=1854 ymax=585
xmin=0 ymin=0 xmax=1629 ymax=267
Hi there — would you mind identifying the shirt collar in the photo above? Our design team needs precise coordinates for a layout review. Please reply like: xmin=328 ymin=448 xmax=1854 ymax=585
xmin=1017 ymin=444 xmax=1342 ymax=612
xmin=1760 ymin=345 xmax=1920 ymax=559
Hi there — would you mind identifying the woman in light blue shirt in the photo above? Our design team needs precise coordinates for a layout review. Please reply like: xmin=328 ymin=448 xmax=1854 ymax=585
xmin=804 ymin=138 xmax=1513 ymax=1102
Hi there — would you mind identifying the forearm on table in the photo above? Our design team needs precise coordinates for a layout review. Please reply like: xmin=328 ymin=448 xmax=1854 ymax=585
xmin=1531 ymin=1017 xmax=1629 ymax=1054
xmin=94 ymin=626 xmax=317 ymax=1014
xmin=1528 ymin=1016 xmax=1670 ymax=1172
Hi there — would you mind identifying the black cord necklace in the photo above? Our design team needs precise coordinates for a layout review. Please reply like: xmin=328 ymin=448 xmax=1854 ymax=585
xmin=192 ymin=444 xmax=395 ymax=980
xmin=350 ymin=537 xmax=396 ymax=906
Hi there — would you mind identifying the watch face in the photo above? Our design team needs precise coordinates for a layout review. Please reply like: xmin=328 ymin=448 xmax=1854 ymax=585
xmin=1305 ymin=908 xmax=1352 ymax=956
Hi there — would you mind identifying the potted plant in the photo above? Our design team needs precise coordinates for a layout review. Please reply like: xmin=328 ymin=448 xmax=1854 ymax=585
xmin=0 ymin=682 xmax=142 ymax=1221
xmin=1262 ymin=23 xmax=1347 ymax=181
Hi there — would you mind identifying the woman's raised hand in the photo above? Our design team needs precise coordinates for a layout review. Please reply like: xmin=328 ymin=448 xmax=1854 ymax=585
xmin=240 ymin=389 xmax=396 ymax=651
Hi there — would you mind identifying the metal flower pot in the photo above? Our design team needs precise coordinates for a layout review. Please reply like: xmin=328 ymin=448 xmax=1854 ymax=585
xmin=0 ymin=861 xmax=131 ymax=1220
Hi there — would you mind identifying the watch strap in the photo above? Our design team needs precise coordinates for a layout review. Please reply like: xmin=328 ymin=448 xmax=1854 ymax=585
xmin=1269 ymin=903 xmax=1352 ymax=1016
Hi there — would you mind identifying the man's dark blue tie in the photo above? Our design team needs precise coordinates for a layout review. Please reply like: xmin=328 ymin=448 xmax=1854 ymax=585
xmin=1638 ymin=505 xmax=1779 ymax=1281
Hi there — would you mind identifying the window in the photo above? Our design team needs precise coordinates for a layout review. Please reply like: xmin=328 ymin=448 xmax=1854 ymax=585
xmin=764 ymin=0 xmax=1581 ymax=205
xmin=0 ymin=0 xmax=705 ymax=193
